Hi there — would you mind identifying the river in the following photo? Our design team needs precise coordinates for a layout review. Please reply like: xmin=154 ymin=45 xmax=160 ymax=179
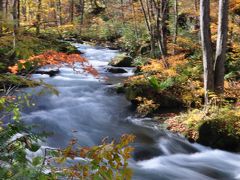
xmin=22 ymin=43 xmax=240 ymax=180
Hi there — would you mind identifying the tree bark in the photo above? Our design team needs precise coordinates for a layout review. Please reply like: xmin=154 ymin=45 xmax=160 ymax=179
xmin=56 ymin=0 xmax=62 ymax=26
xmin=69 ymin=0 xmax=74 ymax=23
xmin=160 ymin=0 xmax=169 ymax=56
xmin=214 ymin=0 xmax=229 ymax=93
xmin=173 ymin=0 xmax=178 ymax=54
xmin=36 ymin=0 xmax=42 ymax=35
xmin=17 ymin=0 xmax=20 ymax=27
xmin=0 ymin=0 xmax=3 ymax=35
xmin=200 ymin=0 xmax=214 ymax=103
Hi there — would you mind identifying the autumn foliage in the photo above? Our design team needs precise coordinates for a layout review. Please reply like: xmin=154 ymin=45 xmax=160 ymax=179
xmin=8 ymin=50 xmax=98 ymax=77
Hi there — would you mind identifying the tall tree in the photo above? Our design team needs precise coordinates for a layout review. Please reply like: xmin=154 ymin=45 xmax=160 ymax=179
xmin=69 ymin=0 xmax=74 ymax=23
xmin=139 ymin=0 xmax=169 ymax=64
xmin=36 ymin=0 xmax=42 ymax=35
xmin=214 ymin=0 xmax=229 ymax=93
xmin=173 ymin=0 xmax=178 ymax=54
xmin=200 ymin=0 xmax=229 ymax=103
xmin=200 ymin=0 xmax=214 ymax=102
xmin=0 ymin=0 xmax=3 ymax=35
xmin=56 ymin=0 xmax=62 ymax=26
xmin=12 ymin=0 xmax=19 ymax=33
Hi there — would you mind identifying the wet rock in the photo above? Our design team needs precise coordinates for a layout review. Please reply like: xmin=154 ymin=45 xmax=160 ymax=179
xmin=34 ymin=69 xmax=60 ymax=77
xmin=107 ymin=67 xmax=127 ymax=74
xmin=133 ymin=147 xmax=162 ymax=161
xmin=109 ymin=53 xmax=133 ymax=67
xmin=134 ymin=66 xmax=142 ymax=74
xmin=115 ymin=83 xmax=125 ymax=94
xmin=197 ymin=120 xmax=240 ymax=152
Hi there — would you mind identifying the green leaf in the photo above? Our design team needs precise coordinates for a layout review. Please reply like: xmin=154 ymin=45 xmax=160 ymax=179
xmin=32 ymin=156 xmax=42 ymax=166
xmin=28 ymin=143 xmax=41 ymax=152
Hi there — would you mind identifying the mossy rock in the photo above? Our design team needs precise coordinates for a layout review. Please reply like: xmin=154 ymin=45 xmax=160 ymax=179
xmin=138 ymin=44 xmax=151 ymax=55
xmin=57 ymin=42 xmax=82 ymax=54
xmin=197 ymin=120 xmax=240 ymax=152
xmin=109 ymin=53 xmax=133 ymax=67
xmin=125 ymin=84 xmax=182 ymax=108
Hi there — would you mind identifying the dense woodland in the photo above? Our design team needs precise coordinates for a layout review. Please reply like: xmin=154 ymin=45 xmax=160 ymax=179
xmin=0 ymin=0 xmax=240 ymax=179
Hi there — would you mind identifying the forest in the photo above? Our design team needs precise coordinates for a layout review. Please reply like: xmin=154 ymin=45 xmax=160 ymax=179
xmin=0 ymin=0 xmax=240 ymax=179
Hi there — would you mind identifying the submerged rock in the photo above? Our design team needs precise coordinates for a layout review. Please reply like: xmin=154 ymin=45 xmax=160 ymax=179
xmin=109 ymin=53 xmax=133 ymax=67
xmin=34 ymin=69 xmax=60 ymax=77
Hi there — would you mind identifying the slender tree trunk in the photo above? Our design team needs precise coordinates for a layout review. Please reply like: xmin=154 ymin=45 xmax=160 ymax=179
xmin=173 ymin=0 xmax=178 ymax=55
xmin=5 ymin=0 xmax=8 ymax=16
xmin=36 ymin=0 xmax=42 ymax=35
xmin=80 ymin=0 xmax=84 ymax=25
xmin=17 ymin=0 xmax=20 ymax=27
xmin=22 ymin=0 xmax=27 ymax=22
xmin=130 ymin=0 xmax=138 ymax=38
xmin=160 ymin=0 xmax=169 ymax=56
xmin=140 ymin=0 xmax=155 ymax=57
xmin=69 ymin=0 xmax=74 ymax=23
xmin=148 ymin=0 xmax=156 ymax=57
xmin=200 ymin=0 xmax=214 ymax=103
xmin=0 ymin=0 xmax=3 ymax=35
xmin=214 ymin=0 xmax=229 ymax=93
xmin=12 ymin=0 xmax=17 ymax=30
xmin=77 ymin=0 xmax=85 ymax=34
xmin=120 ymin=0 xmax=124 ymax=21
xmin=56 ymin=0 xmax=62 ymax=26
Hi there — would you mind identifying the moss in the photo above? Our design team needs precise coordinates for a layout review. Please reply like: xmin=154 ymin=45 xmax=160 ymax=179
xmin=198 ymin=120 xmax=240 ymax=151
xmin=0 ymin=34 xmax=80 ymax=73
xmin=0 ymin=74 xmax=41 ymax=88
xmin=166 ymin=106 xmax=240 ymax=152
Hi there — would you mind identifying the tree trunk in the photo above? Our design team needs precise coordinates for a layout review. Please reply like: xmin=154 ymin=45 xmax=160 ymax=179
xmin=173 ymin=0 xmax=178 ymax=54
xmin=36 ymin=0 xmax=42 ymax=35
xmin=56 ymin=0 xmax=62 ymax=26
xmin=69 ymin=0 xmax=74 ymax=23
xmin=130 ymin=0 xmax=138 ymax=38
xmin=80 ymin=0 xmax=84 ymax=25
xmin=139 ymin=0 xmax=155 ymax=57
xmin=160 ymin=0 xmax=169 ymax=56
xmin=200 ymin=0 xmax=214 ymax=103
xmin=17 ymin=0 xmax=20 ymax=27
xmin=12 ymin=0 xmax=19 ymax=33
xmin=0 ymin=0 xmax=3 ymax=35
xmin=214 ymin=0 xmax=229 ymax=93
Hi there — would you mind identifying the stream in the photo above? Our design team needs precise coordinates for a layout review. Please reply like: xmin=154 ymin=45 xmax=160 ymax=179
xmin=22 ymin=43 xmax=240 ymax=180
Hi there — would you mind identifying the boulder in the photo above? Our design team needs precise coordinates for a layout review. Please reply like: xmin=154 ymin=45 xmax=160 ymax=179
xmin=109 ymin=53 xmax=133 ymax=67
xmin=34 ymin=69 xmax=60 ymax=77
xmin=197 ymin=120 xmax=240 ymax=152
xmin=107 ymin=67 xmax=127 ymax=74
xmin=139 ymin=44 xmax=151 ymax=55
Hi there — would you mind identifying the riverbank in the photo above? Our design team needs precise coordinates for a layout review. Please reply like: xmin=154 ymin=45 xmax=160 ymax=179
xmin=0 ymin=33 xmax=83 ymax=89
xmin=119 ymin=49 xmax=240 ymax=152
xmin=95 ymin=34 xmax=240 ymax=152
xmin=0 ymin=33 xmax=80 ymax=73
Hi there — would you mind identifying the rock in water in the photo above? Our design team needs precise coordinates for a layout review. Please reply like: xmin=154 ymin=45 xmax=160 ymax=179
xmin=107 ymin=67 xmax=128 ymax=74
xmin=109 ymin=53 xmax=133 ymax=67
xmin=34 ymin=69 xmax=60 ymax=77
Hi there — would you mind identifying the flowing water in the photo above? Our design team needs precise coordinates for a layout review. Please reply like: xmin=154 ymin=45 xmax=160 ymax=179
xmin=22 ymin=43 xmax=240 ymax=180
